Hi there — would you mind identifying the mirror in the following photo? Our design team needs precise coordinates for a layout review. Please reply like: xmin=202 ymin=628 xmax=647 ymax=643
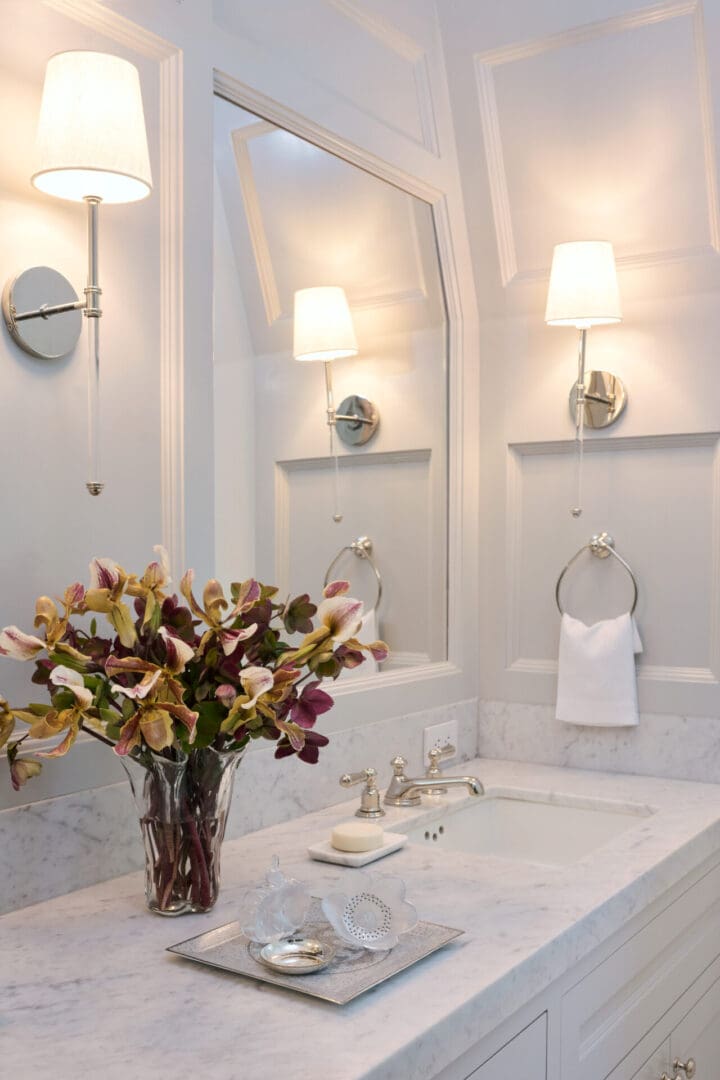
xmin=213 ymin=94 xmax=448 ymax=675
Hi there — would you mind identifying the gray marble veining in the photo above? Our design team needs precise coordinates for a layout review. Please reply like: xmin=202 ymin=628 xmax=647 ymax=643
xmin=1 ymin=699 xmax=478 ymax=914
xmin=479 ymin=699 xmax=720 ymax=784
xmin=3 ymin=759 xmax=720 ymax=1080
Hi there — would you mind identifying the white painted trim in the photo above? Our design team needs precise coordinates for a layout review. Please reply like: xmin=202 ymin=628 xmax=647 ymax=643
xmin=325 ymin=0 xmax=440 ymax=155
xmin=474 ymin=0 xmax=720 ymax=284
xmin=504 ymin=431 xmax=720 ymax=705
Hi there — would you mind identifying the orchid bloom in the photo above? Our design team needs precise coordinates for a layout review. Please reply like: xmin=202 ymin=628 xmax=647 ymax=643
xmin=10 ymin=666 xmax=96 ymax=759
xmin=180 ymin=569 xmax=258 ymax=655
xmin=105 ymin=655 xmax=197 ymax=755
xmin=219 ymin=665 xmax=276 ymax=735
xmin=0 ymin=626 xmax=46 ymax=661
xmin=34 ymin=582 xmax=85 ymax=650
xmin=239 ymin=665 xmax=274 ymax=708
xmin=0 ymin=697 xmax=14 ymax=751
xmin=126 ymin=545 xmax=172 ymax=626
xmin=84 ymin=558 xmax=137 ymax=647
xmin=158 ymin=626 xmax=195 ymax=675
xmin=10 ymin=756 xmax=42 ymax=791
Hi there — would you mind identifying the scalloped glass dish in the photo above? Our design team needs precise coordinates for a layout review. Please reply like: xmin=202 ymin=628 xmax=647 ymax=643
xmin=321 ymin=870 xmax=418 ymax=951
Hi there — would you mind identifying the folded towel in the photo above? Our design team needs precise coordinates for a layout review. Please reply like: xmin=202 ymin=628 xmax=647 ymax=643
xmin=338 ymin=610 xmax=379 ymax=681
xmin=556 ymin=612 xmax=643 ymax=727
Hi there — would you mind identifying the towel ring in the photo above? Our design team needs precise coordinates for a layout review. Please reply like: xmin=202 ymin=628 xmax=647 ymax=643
xmin=324 ymin=536 xmax=382 ymax=617
xmin=555 ymin=532 xmax=638 ymax=616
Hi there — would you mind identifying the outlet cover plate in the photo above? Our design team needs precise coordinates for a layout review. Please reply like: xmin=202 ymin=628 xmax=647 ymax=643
xmin=423 ymin=719 xmax=458 ymax=763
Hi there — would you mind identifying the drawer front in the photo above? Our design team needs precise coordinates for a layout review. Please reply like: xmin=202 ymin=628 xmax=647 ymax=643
xmin=467 ymin=1013 xmax=547 ymax=1080
xmin=561 ymin=861 xmax=720 ymax=1080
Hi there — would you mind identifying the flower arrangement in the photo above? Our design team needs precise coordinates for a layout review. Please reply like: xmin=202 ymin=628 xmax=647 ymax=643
xmin=0 ymin=548 xmax=388 ymax=913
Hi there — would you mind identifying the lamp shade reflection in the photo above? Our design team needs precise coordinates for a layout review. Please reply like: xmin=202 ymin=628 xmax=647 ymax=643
xmin=293 ymin=286 xmax=358 ymax=362
xmin=545 ymin=241 xmax=621 ymax=328
xmin=32 ymin=51 xmax=152 ymax=204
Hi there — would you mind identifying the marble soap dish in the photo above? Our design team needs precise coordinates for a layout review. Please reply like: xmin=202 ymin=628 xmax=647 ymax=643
xmin=307 ymin=831 xmax=407 ymax=867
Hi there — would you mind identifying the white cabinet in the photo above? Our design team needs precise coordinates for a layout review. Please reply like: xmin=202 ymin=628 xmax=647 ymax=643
xmin=607 ymin=1041 xmax=670 ymax=1080
xmin=436 ymin=859 xmax=720 ymax=1080
xmin=466 ymin=1014 xmax=546 ymax=1080
xmin=671 ymin=975 xmax=720 ymax=1079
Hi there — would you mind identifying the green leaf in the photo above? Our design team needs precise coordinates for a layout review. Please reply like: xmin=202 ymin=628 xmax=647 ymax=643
xmin=191 ymin=700 xmax=225 ymax=749
xmin=51 ymin=689 xmax=75 ymax=710
xmin=90 ymin=618 xmax=97 ymax=636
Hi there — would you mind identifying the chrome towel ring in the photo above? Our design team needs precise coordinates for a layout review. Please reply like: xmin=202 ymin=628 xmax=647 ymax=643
xmin=555 ymin=532 xmax=639 ymax=616
xmin=324 ymin=536 xmax=382 ymax=617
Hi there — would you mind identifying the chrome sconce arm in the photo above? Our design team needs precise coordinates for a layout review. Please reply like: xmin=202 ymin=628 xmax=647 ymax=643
xmin=2 ymin=49 xmax=152 ymax=497
xmin=3 ymin=197 xmax=105 ymax=495
xmin=322 ymin=360 xmax=379 ymax=446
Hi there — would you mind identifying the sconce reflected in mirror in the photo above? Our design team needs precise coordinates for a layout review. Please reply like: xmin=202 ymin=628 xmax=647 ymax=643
xmin=292 ymin=286 xmax=380 ymax=447
xmin=1 ymin=50 xmax=152 ymax=495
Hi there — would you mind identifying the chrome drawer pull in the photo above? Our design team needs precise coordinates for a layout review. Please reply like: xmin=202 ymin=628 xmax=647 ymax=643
xmin=673 ymin=1059 xmax=696 ymax=1079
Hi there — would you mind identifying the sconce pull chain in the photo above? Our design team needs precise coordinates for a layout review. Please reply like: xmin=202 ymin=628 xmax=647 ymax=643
xmin=324 ymin=361 xmax=343 ymax=523
xmin=572 ymin=328 xmax=587 ymax=518
xmin=84 ymin=197 xmax=104 ymax=497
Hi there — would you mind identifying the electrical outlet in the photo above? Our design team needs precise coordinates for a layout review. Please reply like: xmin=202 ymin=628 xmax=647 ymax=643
xmin=423 ymin=719 xmax=458 ymax=764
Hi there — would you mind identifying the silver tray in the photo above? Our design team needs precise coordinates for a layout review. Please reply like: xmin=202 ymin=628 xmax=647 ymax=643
xmin=167 ymin=899 xmax=463 ymax=1005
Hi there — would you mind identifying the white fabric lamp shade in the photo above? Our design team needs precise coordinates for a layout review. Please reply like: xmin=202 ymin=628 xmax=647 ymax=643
xmin=545 ymin=241 xmax=622 ymax=328
xmin=32 ymin=51 xmax=152 ymax=204
xmin=293 ymin=286 xmax=358 ymax=362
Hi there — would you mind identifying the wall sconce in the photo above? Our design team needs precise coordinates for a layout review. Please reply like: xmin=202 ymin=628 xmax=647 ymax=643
xmin=545 ymin=240 xmax=625 ymax=430
xmin=293 ymin=286 xmax=379 ymax=448
xmin=1 ymin=51 xmax=152 ymax=496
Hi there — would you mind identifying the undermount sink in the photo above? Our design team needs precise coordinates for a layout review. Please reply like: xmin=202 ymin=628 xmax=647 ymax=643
xmin=405 ymin=792 xmax=653 ymax=867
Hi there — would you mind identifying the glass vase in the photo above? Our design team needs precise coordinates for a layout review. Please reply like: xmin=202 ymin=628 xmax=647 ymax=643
xmin=121 ymin=747 xmax=242 ymax=916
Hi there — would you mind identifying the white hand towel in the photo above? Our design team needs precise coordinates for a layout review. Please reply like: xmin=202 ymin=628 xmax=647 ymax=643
xmin=556 ymin=612 xmax=643 ymax=727
xmin=338 ymin=610 xmax=379 ymax=681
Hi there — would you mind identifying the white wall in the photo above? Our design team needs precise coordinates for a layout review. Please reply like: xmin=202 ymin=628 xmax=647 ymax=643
xmin=438 ymin=0 xmax=720 ymax=759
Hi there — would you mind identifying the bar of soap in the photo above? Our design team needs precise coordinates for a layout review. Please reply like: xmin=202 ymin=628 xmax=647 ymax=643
xmin=331 ymin=821 xmax=384 ymax=853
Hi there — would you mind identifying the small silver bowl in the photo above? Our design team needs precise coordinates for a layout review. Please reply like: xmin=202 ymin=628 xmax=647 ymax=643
xmin=258 ymin=937 xmax=335 ymax=975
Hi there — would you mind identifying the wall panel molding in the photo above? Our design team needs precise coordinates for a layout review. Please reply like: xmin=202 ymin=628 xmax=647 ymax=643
xmin=474 ymin=0 xmax=720 ymax=285
xmin=326 ymin=0 xmax=439 ymax=155
xmin=506 ymin=432 xmax=720 ymax=698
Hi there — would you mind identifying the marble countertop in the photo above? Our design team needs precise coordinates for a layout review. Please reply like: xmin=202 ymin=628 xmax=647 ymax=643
xmin=5 ymin=758 xmax=720 ymax=1080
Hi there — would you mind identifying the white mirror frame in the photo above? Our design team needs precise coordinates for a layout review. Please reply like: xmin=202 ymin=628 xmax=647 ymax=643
xmin=211 ymin=68 xmax=479 ymax=733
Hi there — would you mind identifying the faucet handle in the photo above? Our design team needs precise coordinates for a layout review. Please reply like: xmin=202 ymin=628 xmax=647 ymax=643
xmin=339 ymin=768 xmax=385 ymax=819
xmin=340 ymin=767 xmax=377 ymax=789
xmin=425 ymin=744 xmax=455 ymax=796
xmin=390 ymin=755 xmax=408 ymax=778
xmin=427 ymin=744 xmax=456 ymax=769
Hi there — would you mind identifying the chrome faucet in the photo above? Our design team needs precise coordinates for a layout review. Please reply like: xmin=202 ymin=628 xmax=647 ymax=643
xmin=383 ymin=755 xmax=484 ymax=808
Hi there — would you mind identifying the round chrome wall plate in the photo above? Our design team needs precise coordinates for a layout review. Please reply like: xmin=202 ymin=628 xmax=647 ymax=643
xmin=568 ymin=370 xmax=628 ymax=429
xmin=336 ymin=394 xmax=380 ymax=446
xmin=2 ymin=266 xmax=82 ymax=360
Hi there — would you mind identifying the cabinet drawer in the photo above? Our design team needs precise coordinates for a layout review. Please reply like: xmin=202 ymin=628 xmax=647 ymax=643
xmin=561 ymin=861 xmax=720 ymax=1080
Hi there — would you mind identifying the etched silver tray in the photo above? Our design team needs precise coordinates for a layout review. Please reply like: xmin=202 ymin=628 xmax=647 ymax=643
xmin=167 ymin=899 xmax=463 ymax=1005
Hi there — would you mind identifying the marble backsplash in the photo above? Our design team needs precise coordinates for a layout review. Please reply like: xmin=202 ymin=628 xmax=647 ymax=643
xmin=1 ymin=699 xmax=478 ymax=915
xmin=479 ymin=700 xmax=720 ymax=784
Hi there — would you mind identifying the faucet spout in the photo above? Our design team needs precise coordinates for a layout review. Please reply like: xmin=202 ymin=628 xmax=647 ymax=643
xmin=383 ymin=756 xmax=484 ymax=807
xmin=404 ymin=776 xmax=485 ymax=802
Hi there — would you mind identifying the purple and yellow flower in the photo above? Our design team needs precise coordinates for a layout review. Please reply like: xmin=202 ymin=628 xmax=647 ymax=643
xmin=85 ymin=557 xmax=137 ymax=647
xmin=0 ymin=626 xmax=47 ymax=661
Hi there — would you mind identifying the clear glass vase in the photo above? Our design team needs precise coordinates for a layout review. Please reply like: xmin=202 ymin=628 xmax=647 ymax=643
xmin=121 ymin=747 xmax=243 ymax=916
